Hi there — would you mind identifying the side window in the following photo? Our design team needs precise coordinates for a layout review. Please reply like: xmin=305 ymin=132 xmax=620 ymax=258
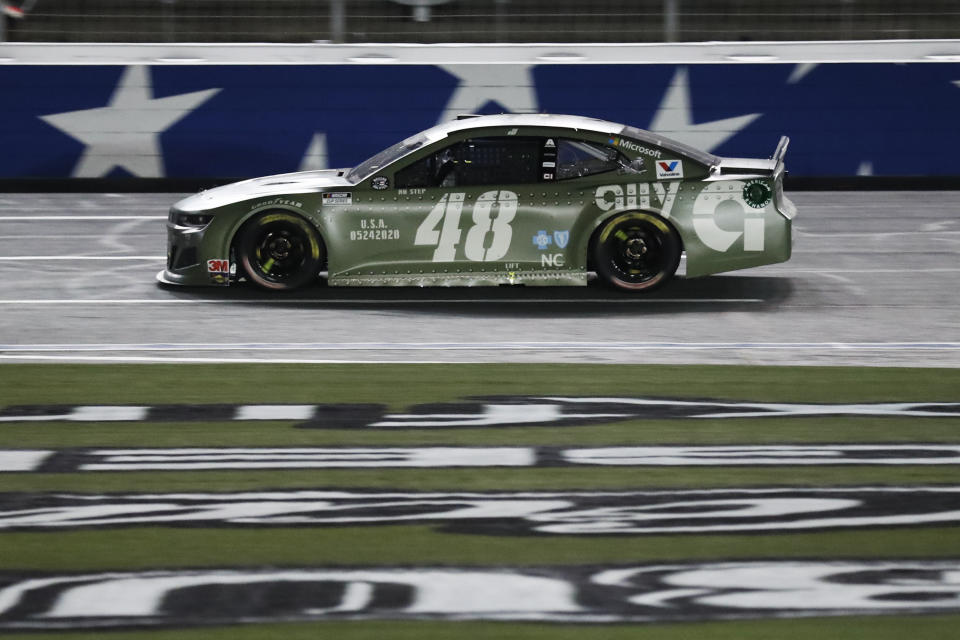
xmin=395 ymin=147 xmax=446 ymax=189
xmin=394 ymin=137 xmax=543 ymax=189
xmin=556 ymin=139 xmax=623 ymax=180
xmin=457 ymin=137 xmax=541 ymax=186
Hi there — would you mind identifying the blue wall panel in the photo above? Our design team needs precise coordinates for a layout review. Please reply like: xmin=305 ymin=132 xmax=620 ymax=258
xmin=1 ymin=62 xmax=958 ymax=178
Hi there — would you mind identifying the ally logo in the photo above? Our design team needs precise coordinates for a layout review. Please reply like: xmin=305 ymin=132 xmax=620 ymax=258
xmin=656 ymin=160 xmax=683 ymax=179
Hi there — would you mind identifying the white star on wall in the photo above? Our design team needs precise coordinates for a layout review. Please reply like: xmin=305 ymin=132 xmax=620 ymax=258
xmin=40 ymin=66 xmax=220 ymax=178
xmin=648 ymin=68 xmax=761 ymax=153
xmin=436 ymin=65 xmax=759 ymax=153
xmin=787 ymin=63 xmax=818 ymax=84
xmin=436 ymin=64 xmax=537 ymax=124
xmin=299 ymin=132 xmax=329 ymax=171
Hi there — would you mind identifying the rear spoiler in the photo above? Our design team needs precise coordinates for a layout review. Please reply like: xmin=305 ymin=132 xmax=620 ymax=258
xmin=772 ymin=136 xmax=790 ymax=165
xmin=713 ymin=135 xmax=790 ymax=178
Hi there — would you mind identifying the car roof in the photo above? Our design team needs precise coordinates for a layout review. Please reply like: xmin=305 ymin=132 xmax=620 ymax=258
xmin=416 ymin=113 xmax=720 ymax=167
xmin=420 ymin=113 xmax=624 ymax=140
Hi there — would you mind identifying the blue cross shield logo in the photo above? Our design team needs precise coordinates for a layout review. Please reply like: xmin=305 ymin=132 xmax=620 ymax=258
xmin=532 ymin=230 xmax=552 ymax=250
xmin=553 ymin=230 xmax=570 ymax=249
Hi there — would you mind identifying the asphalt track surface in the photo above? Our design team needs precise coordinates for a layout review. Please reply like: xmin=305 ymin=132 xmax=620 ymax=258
xmin=0 ymin=191 xmax=957 ymax=366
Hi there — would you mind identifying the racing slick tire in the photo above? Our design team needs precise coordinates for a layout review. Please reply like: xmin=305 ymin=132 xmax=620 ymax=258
xmin=238 ymin=211 xmax=324 ymax=291
xmin=592 ymin=211 xmax=681 ymax=292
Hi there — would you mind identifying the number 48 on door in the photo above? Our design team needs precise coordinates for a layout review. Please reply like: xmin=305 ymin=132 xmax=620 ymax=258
xmin=414 ymin=190 xmax=518 ymax=262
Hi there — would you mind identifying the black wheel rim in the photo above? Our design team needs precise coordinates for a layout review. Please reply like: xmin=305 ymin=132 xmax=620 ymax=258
xmin=251 ymin=221 xmax=311 ymax=284
xmin=602 ymin=220 xmax=668 ymax=284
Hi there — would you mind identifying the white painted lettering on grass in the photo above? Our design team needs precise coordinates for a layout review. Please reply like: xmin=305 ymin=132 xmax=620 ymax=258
xmin=235 ymin=405 xmax=316 ymax=421
xmin=5 ymin=561 xmax=960 ymax=626
xmin=564 ymin=444 xmax=960 ymax=466
xmin=0 ymin=450 xmax=51 ymax=471
xmin=37 ymin=569 xmax=582 ymax=619
xmin=5 ymin=487 xmax=960 ymax=534
xmin=80 ymin=447 xmax=534 ymax=471
xmin=68 ymin=406 xmax=148 ymax=422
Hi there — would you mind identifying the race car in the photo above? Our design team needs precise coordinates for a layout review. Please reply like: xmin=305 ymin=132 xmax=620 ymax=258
xmin=159 ymin=113 xmax=795 ymax=292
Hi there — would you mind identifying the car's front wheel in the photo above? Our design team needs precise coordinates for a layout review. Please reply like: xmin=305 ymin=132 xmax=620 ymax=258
xmin=238 ymin=211 xmax=324 ymax=291
xmin=592 ymin=212 xmax=681 ymax=292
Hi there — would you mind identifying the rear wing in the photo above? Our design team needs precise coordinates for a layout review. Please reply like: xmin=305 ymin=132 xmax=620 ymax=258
xmin=712 ymin=135 xmax=789 ymax=178
xmin=772 ymin=136 xmax=790 ymax=166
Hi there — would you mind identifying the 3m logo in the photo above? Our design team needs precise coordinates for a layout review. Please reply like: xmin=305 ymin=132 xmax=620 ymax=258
xmin=206 ymin=259 xmax=229 ymax=274
xmin=656 ymin=160 xmax=683 ymax=179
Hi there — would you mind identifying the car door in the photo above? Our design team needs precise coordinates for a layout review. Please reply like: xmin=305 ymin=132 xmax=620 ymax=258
xmin=393 ymin=135 xmax=550 ymax=278
xmin=325 ymin=134 xmax=619 ymax=284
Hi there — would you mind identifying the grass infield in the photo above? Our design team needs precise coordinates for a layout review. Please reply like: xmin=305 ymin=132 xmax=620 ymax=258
xmin=6 ymin=616 xmax=960 ymax=640
xmin=1 ymin=363 xmax=958 ymax=638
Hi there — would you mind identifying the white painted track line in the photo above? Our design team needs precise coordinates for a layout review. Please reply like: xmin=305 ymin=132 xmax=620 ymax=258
xmin=4 ymin=341 xmax=959 ymax=364
xmin=0 ymin=216 xmax=167 ymax=221
xmin=0 ymin=256 xmax=164 ymax=261
xmin=2 ymin=341 xmax=960 ymax=352
xmin=0 ymin=356 xmax=455 ymax=363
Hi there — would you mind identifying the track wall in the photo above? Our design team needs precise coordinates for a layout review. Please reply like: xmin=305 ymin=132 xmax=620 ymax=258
xmin=1 ymin=42 xmax=958 ymax=179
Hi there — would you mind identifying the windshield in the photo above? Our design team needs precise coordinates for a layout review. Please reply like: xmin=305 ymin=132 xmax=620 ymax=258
xmin=347 ymin=134 xmax=426 ymax=183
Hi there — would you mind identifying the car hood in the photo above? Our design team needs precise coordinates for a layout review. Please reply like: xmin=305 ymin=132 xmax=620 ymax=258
xmin=173 ymin=169 xmax=353 ymax=212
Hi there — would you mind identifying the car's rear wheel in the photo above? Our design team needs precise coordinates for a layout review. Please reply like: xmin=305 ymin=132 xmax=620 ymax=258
xmin=592 ymin=211 xmax=681 ymax=292
xmin=239 ymin=211 xmax=324 ymax=291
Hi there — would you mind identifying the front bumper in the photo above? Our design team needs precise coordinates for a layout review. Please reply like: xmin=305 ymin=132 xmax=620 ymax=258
xmin=156 ymin=267 xmax=210 ymax=286
xmin=161 ymin=215 xmax=231 ymax=287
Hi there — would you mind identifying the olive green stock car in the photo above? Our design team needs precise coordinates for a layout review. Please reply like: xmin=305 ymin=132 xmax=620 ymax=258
xmin=159 ymin=113 xmax=795 ymax=292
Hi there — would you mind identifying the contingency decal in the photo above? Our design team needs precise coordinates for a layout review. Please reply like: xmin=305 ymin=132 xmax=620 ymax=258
xmin=2 ymin=487 xmax=960 ymax=534
xmin=205 ymin=259 xmax=229 ymax=275
xmin=321 ymin=192 xmax=352 ymax=205
xmin=248 ymin=197 xmax=304 ymax=211
xmin=3 ymin=560 xmax=960 ymax=629
xmin=9 ymin=445 xmax=960 ymax=473
xmin=2 ymin=397 xmax=959 ymax=429
xmin=205 ymin=258 xmax=231 ymax=284
xmin=655 ymin=159 xmax=683 ymax=179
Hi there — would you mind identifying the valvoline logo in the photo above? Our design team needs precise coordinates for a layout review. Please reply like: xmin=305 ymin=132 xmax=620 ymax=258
xmin=655 ymin=159 xmax=683 ymax=180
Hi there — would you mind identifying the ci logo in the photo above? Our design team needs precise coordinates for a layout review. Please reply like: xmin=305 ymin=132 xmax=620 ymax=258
xmin=691 ymin=182 xmax=765 ymax=252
